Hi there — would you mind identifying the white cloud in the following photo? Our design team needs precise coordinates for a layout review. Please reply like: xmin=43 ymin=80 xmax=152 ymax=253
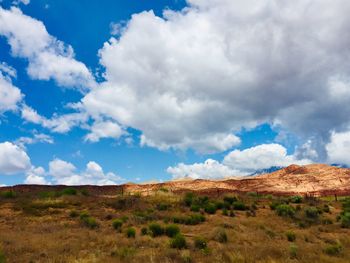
xmin=326 ymin=130 xmax=350 ymax=165
xmin=24 ymin=166 xmax=49 ymax=184
xmin=223 ymin=144 xmax=311 ymax=174
xmin=76 ymin=0 xmax=350 ymax=156
xmin=0 ymin=141 xmax=31 ymax=175
xmin=167 ymin=159 xmax=239 ymax=180
xmin=21 ymin=105 xmax=88 ymax=133
xmin=0 ymin=70 xmax=22 ymax=112
xmin=167 ymin=143 xmax=311 ymax=179
xmin=15 ymin=133 xmax=54 ymax=148
xmin=49 ymin=158 xmax=124 ymax=185
xmin=85 ymin=121 xmax=124 ymax=142
xmin=12 ymin=0 xmax=30 ymax=6
xmin=0 ymin=7 xmax=95 ymax=90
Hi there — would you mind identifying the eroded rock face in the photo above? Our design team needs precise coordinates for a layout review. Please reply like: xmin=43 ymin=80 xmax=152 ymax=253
xmin=1 ymin=164 xmax=350 ymax=197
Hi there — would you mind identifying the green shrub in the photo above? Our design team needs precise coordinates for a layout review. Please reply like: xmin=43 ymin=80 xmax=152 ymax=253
xmin=69 ymin=210 xmax=79 ymax=218
xmin=305 ymin=206 xmax=319 ymax=219
xmin=223 ymin=195 xmax=238 ymax=204
xmin=190 ymin=204 xmax=200 ymax=212
xmin=214 ymin=201 xmax=224 ymax=209
xmin=204 ymin=203 xmax=217 ymax=214
xmin=342 ymin=198 xmax=350 ymax=212
xmin=165 ymin=224 xmax=180 ymax=237
xmin=81 ymin=216 xmax=99 ymax=229
xmin=60 ymin=187 xmax=77 ymax=196
xmin=222 ymin=208 xmax=228 ymax=216
xmin=212 ymin=228 xmax=227 ymax=243
xmin=126 ymin=227 xmax=136 ymax=238
xmin=286 ymin=231 xmax=296 ymax=242
xmin=170 ymin=234 xmax=187 ymax=249
xmin=172 ymin=214 xmax=205 ymax=225
xmin=112 ymin=219 xmax=123 ymax=231
xmin=276 ymin=204 xmax=295 ymax=217
xmin=232 ymin=201 xmax=247 ymax=211
xmin=194 ymin=236 xmax=207 ymax=249
xmin=38 ymin=191 xmax=60 ymax=198
xmin=290 ymin=196 xmax=303 ymax=204
xmin=80 ymin=189 xmax=89 ymax=196
xmin=324 ymin=243 xmax=342 ymax=256
xmin=184 ymin=192 xmax=194 ymax=206
xmin=289 ymin=244 xmax=298 ymax=259
xmin=157 ymin=203 xmax=169 ymax=211
xmin=141 ymin=227 xmax=148 ymax=235
xmin=340 ymin=212 xmax=350 ymax=228
xmin=79 ymin=211 xmax=90 ymax=220
xmin=0 ymin=250 xmax=5 ymax=263
xmin=149 ymin=223 xmax=164 ymax=237
xmin=0 ymin=191 xmax=16 ymax=198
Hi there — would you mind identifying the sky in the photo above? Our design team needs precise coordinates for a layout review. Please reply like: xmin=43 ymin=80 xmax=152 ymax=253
xmin=1 ymin=0 xmax=350 ymax=186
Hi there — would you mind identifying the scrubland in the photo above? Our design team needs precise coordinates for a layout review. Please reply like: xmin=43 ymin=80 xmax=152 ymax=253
xmin=0 ymin=187 xmax=349 ymax=262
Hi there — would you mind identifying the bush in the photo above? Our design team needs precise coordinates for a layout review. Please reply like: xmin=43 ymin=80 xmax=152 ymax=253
xmin=126 ymin=227 xmax=136 ymax=238
xmin=340 ymin=212 xmax=350 ymax=228
xmin=149 ymin=223 xmax=164 ymax=237
xmin=184 ymin=192 xmax=194 ymax=206
xmin=156 ymin=203 xmax=169 ymax=211
xmin=324 ymin=243 xmax=342 ymax=256
xmin=69 ymin=210 xmax=79 ymax=218
xmin=204 ymin=203 xmax=217 ymax=214
xmin=1 ymin=191 xmax=16 ymax=198
xmin=194 ymin=236 xmax=207 ymax=249
xmin=80 ymin=189 xmax=89 ymax=196
xmin=276 ymin=204 xmax=295 ymax=217
xmin=165 ymin=224 xmax=180 ymax=237
xmin=81 ymin=216 xmax=99 ymax=229
xmin=172 ymin=214 xmax=205 ymax=225
xmin=305 ymin=206 xmax=319 ymax=219
xmin=141 ymin=227 xmax=148 ymax=235
xmin=223 ymin=195 xmax=238 ymax=204
xmin=0 ymin=250 xmax=5 ymax=263
xmin=60 ymin=187 xmax=77 ymax=196
xmin=170 ymin=234 xmax=187 ymax=249
xmin=222 ymin=208 xmax=228 ymax=216
xmin=289 ymin=244 xmax=298 ymax=259
xmin=286 ymin=231 xmax=296 ymax=242
xmin=112 ymin=219 xmax=123 ymax=231
xmin=79 ymin=211 xmax=90 ymax=220
xmin=232 ymin=201 xmax=247 ymax=211
xmin=323 ymin=204 xmax=330 ymax=213
xmin=290 ymin=196 xmax=303 ymax=204
xmin=190 ymin=204 xmax=200 ymax=212
xmin=212 ymin=228 xmax=227 ymax=243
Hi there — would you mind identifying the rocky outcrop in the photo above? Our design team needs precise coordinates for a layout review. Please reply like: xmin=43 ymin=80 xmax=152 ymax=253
xmin=1 ymin=164 xmax=350 ymax=197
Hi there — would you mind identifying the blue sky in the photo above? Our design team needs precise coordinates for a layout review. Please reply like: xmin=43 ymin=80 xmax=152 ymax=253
xmin=1 ymin=0 xmax=350 ymax=186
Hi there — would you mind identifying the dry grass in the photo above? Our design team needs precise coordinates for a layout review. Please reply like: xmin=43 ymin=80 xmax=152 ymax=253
xmin=0 ymin=190 xmax=349 ymax=262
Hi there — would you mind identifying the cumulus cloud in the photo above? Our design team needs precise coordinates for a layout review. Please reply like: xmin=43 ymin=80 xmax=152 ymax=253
xmin=167 ymin=159 xmax=239 ymax=180
xmin=85 ymin=121 xmax=124 ymax=142
xmin=0 ymin=7 xmax=95 ymax=90
xmin=21 ymin=105 xmax=88 ymax=133
xmin=75 ymin=0 xmax=350 ymax=156
xmin=15 ymin=133 xmax=54 ymax=149
xmin=24 ymin=166 xmax=48 ymax=184
xmin=222 ymin=144 xmax=311 ymax=175
xmin=49 ymin=158 xmax=124 ymax=185
xmin=0 ymin=141 xmax=31 ymax=175
xmin=326 ymin=131 xmax=350 ymax=165
xmin=167 ymin=143 xmax=311 ymax=179
xmin=0 ymin=66 xmax=22 ymax=112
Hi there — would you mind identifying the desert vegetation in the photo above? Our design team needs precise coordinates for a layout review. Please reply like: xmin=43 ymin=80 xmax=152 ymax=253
xmin=0 ymin=187 xmax=349 ymax=262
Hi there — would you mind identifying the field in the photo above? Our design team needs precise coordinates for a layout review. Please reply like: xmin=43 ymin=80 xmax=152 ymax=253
xmin=0 ymin=187 xmax=350 ymax=263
